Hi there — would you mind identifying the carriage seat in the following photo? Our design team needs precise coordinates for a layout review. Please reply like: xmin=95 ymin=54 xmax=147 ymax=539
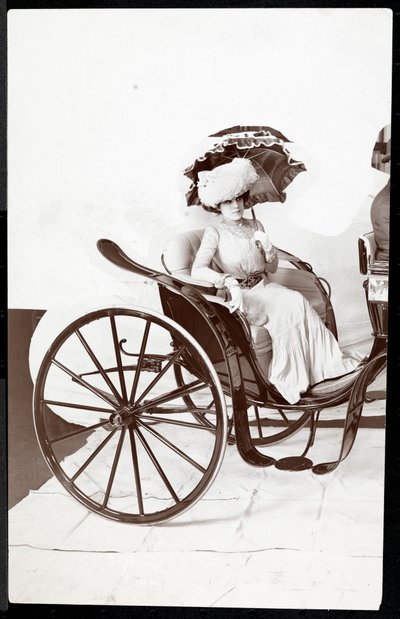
xmin=162 ymin=229 xmax=329 ymax=364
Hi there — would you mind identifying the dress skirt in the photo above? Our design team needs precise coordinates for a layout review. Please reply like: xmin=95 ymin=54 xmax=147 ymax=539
xmin=242 ymin=280 xmax=362 ymax=404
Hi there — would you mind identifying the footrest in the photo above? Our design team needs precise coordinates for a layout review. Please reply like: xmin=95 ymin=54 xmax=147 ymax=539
xmin=275 ymin=456 xmax=313 ymax=471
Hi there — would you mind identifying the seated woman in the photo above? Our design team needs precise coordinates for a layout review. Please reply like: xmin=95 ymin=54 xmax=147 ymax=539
xmin=191 ymin=157 xmax=362 ymax=404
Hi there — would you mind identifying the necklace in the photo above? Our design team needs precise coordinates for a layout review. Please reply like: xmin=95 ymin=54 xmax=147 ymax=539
xmin=221 ymin=216 xmax=245 ymax=226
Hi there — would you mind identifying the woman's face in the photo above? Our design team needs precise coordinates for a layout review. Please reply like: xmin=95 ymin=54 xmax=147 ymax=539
xmin=219 ymin=197 xmax=245 ymax=221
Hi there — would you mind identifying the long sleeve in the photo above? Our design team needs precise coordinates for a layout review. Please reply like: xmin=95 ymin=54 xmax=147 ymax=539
xmin=255 ymin=220 xmax=279 ymax=274
xmin=191 ymin=226 xmax=230 ymax=287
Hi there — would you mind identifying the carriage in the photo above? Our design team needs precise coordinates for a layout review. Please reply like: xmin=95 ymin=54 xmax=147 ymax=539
xmin=32 ymin=227 xmax=388 ymax=524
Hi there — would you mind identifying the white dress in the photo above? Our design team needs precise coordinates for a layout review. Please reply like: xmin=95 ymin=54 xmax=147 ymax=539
xmin=191 ymin=217 xmax=361 ymax=404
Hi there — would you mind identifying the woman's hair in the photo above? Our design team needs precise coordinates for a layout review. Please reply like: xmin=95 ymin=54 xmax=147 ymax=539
xmin=201 ymin=190 xmax=250 ymax=213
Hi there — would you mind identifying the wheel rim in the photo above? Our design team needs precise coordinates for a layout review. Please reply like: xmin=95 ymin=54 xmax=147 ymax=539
xmin=33 ymin=307 xmax=228 ymax=524
xmin=247 ymin=405 xmax=311 ymax=446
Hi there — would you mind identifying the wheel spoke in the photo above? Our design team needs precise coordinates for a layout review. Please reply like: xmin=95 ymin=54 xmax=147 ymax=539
xmin=192 ymin=414 xmax=217 ymax=431
xmin=227 ymin=417 xmax=235 ymax=440
xmin=137 ymin=405 xmax=209 ymax=415
xmin=192 ymin=397 xmax=218 ymax=424
xmin=71 ymin=428 xmax=118 ymax=482
xmin=129 ymin=320 xmax=151 ymax=404
xmin=137 ymin=405 xmax=217 ymax=416
xmin=51 ymin=359 xmax=118 ymax=407
xmin=277 ymin=408 xmax=290 ymax=425
xmin=75 ymin=329 xmax=123 ymax=405
xmin=134 ymin=425 xmax=179 ymax=503
xmin=137 ymin=413 xmax=218 ymax=431
xmin=134 ymin=380 xmax=206 ymax=415
xmin=102 ymin=427 xmax=126 ymax=508
xmin=137 ymin=419 xmax=206 ymax=473
xmin=109 ymin=315 xmax=128 ymax=404
xmin=43 ymin=399 xmax=115 ymax=414
xmin=49 ymin=419 xmax=111 ymax=445
xmin=134 ymin=346 xmax=186 ymax=406
xmin=128 ymin=427 xmax=144 ymax=515
xmin=254 ymin=405 xmax=263 ymax=438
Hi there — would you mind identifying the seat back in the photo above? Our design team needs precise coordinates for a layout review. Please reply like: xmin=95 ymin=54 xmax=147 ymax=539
xmin=358 ymin=232 xmax=377 ymax=275
xmin=161 ymin=229 xmax=221 ymax=277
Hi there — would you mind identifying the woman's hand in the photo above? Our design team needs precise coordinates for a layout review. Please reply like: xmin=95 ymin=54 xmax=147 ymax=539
xmin=223 ymin=276 xmax=244 ymax=313
xmin=229 ymin=284 xmax=244 ymax=313
xmin=254 ymin=230 xmax=273 ymax=252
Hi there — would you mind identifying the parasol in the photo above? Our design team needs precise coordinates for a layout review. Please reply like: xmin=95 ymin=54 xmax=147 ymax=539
xmin=183 ymin=125 xmax=307 ymax=209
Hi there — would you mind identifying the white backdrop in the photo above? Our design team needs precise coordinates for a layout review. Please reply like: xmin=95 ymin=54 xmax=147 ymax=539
xmin=8 ymin=8 xmax=392 ymax=343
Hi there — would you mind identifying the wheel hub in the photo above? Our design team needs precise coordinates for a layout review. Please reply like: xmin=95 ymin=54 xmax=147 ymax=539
xmin=108 ymin=404 xmax=141 ymax=429
xmin=108 ymin=412 xmax=124 ymax=428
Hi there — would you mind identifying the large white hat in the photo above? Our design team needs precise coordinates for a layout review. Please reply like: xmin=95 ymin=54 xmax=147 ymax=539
xmin=196 ymin=158 xmax=259 ymax=208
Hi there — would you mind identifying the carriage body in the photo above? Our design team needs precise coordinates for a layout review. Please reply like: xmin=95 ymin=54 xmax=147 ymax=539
xmin=31 ymin=231 xmax=387 ymax=524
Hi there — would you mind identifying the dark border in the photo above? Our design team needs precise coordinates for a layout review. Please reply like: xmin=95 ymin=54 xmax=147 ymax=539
xmin=1 ymin=0 xmax=7 ymax=613
xmin=2 ymin=2 xmax=400 ymax=618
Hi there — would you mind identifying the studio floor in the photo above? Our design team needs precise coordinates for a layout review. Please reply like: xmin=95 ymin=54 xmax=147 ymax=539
xmin=8 ymin=309 xmax=387 ymax=610
xmin=9 ymin=407 xmax=386 ymax=610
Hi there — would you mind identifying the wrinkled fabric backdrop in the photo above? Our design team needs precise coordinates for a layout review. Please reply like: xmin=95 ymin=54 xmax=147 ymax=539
xmin=8 ymin=8 xmax=392 ymax=351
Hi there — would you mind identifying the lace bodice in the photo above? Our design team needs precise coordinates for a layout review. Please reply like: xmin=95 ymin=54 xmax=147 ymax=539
xmin=191 ymin=218 xmax=267 ymax=286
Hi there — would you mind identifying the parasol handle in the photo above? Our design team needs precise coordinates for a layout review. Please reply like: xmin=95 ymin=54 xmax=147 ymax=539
xmin=250 ymin=206 xmax=259 ymax=230
xmin=250 ymin=205 xmax=266 ymax=257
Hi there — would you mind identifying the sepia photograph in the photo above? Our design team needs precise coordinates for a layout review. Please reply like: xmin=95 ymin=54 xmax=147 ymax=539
xmin=7 ymin=7 xmax=392 ymax=610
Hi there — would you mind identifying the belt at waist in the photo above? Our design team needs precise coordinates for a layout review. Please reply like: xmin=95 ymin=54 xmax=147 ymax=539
xmin=237 ymin=271 xmax=265 ymax=289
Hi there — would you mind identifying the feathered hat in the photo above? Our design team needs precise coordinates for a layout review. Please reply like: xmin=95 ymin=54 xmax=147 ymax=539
xmin=196 ymin=158 xmax=259 ymax=208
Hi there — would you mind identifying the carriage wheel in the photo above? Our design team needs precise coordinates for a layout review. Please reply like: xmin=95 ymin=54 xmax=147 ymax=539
xmin=174 ymin=366 xmax=310 ymax=447
xmin=33 ymin=307 xmax=228 ymax=524
xmin=247 ymin=405 xmax=311 ymax=446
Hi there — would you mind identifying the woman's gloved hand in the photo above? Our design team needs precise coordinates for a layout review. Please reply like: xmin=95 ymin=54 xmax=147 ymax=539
xmin=254 ymin=230 xmax=273 ymax=252
xmin=229 ymin=284 xmax=244 ymax=313
xmin=224 ymin=276 xmax=244 ymax=313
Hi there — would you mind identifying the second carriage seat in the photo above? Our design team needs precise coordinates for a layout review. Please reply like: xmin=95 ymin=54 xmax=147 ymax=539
xmin=161 ymin=229 xmax=330 ymax=378
xmin=358 ymin=232 xmax=378 ymax=276
xmin=358 ymin=231 xmax=388 ymax=346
